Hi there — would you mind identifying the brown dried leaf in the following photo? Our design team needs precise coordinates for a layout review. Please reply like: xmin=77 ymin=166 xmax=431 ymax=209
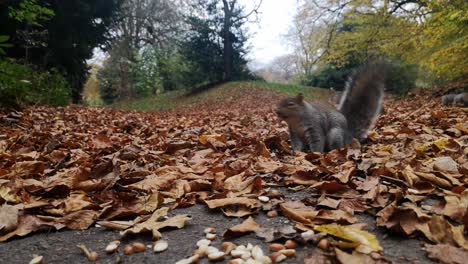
xmin=424 ymin=243 xmax=468 ymax=264
xmin=121 ymin=207 xmax=191 ymax=239
xmin=223 ymin=216 xmax=260 ymax=238
xmin=0 ymin=204 xmax=19 ymax=235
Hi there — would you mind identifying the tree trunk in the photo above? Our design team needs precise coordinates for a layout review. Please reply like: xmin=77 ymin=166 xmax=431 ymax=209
xmin=222 ymin=0 xmax=234 ymax=81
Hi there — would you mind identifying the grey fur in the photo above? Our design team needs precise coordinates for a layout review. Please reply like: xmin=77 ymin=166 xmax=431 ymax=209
xmin=275 ymin=64 xmax=384 ymax=153
xmin=329 ymin=91 xmax=343 ymax=105
xmin=442 ymin=94 xmax=456 ymax=105
xmin=453 ymin=93 xmax=467 ymax=106
xmin=339 ymin=65 xmax=385 ymax=141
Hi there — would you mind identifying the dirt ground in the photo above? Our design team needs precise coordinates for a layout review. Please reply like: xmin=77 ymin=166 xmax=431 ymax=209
xmin=0 ymin=190 xmax=436 ymax=264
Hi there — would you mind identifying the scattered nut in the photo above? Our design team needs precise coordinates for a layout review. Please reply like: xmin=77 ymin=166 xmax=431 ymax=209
xmin=251 ymin=245 xmax=264 ymax=259
xmin=206 ymin=233 xmax=217 ymax=240
xmin=258 ymin=196 xmax=270 ymax=202
xmin=421 ymin=205 xmax=432 ymax=211
xmin=237 ymin=245 xmax=247 ymax=250
xmin=208 ymin=251 xmax=226 ymax=261
xmin=29 ymin=255 xmax=43 ymax=264
xmin=197 ymin=239 xmax=211 ymax=247
xmin=206 ymin=246 xmax=220 ymax=255
xmin=204 ymin=227 xmax=216 ymax=234
xmin=371 ymin=252 xmax=382 ymax=260
xmin=301 ymin=230 xmax=315 ymax=242
xmin=256 ymin=255 xmax=273 ymax=264
xmin=268 ymin=189 xmax=282 ymax=198
xmin=279 ymin=249 xmax=296 ymax=257
xmin=317 ymin=239 xmax=328 ymax=250
xmin=268 ymin=243 xmax=285 ymax=252
xmin=194 ymin=244 xmax=209 ymax=257
xmin=246 ymin=243 xmax=254 ymax=251
xmin=270 ymin=252 xmax=287 ymax=263
xmin=284 ymin=240 xmax=297 ymax=249
xmin=132 ymin=242 xmax=146 ymax=253
xmin=123 ymin=245 xmax=134 ymax=255
xmin=231 ymin=249 xmax=246 ymax=258
xmin=153 ymin=240 xmax=168 ymax=253
xmin=241 ymin=251 xmax=252 ymax=260
xmin=221 ymin=242 xmax=236 ymax=254
xmin=228 ymin=259 xmax=245 ymax=264
xmin=175 ymin=254 xmax=200 ymax=264
xmin=266 ymin=210 xmax=278 ymax=218
xmin=105 ymin=240 xmax=121 ymax=254
xmin=77 ymin=244 xmax=99 ymax=262
xmin=88 ymin=252 xmax=99 ymax=262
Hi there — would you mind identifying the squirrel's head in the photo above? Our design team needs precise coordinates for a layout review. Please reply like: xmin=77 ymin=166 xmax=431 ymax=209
xmin=275 ymin=93 xmax=304 ymax=120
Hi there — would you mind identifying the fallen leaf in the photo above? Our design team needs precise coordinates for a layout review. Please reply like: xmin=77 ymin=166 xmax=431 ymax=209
xmin=0 ymin=185 xmax=20 ymax=203
xmin=0 ymin=214 xmax=65 ymax=241
xmin=432 ymin=156 xmax=459 ymax=173
xmin=424 ymin=243 xmax=468 ymax=264
xmin=205 ymin=197 xmax=258 ymax=209
xmin=255 ymin=225 xmax=296 ymax=242
xmin=335 ymin=248 xmax=377 ymax=264
xmin=121 ymin=207 xmax=191 ymax=239
xmin=223 ymin=216 xmax=260 ymax=238
xmin=314 ymin=223 xmax=382 ymax=253
xmin=0 ymin=204 xmax=19 ymax=234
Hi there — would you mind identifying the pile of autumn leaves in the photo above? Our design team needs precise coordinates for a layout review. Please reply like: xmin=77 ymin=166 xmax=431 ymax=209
xmin=0 ymin=88 xmax=467 ymax=263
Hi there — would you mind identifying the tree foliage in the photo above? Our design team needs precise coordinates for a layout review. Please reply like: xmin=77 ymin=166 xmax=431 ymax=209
xmin=0 ymin=59 xmax=70 ymax=108
xmin=288 ymin=0 xmax=467 ymax=90
xmin=1 ymin=0 xmax=122 ymax=103
xmin=96 ymin=0 xmax=258 ymax=104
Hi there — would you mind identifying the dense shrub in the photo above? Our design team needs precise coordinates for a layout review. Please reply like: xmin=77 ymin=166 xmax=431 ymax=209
xmin=0 ymin=59 xmax=70 ymax=108
xmin=299 ymin=60 xmax=419 ymax=94
xmin=299 ymin=64 xmax=355 ymax=90
xmin=383 ymin=61 xmax=419 ymax=94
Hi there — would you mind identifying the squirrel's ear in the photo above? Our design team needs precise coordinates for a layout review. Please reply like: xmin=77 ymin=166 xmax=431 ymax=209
xmin=296 ymin=93 xmax=304 ymax=102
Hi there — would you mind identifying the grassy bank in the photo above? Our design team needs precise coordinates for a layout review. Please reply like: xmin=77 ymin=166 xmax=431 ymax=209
xmin=111 ymin=81 xmax=329 ymax=112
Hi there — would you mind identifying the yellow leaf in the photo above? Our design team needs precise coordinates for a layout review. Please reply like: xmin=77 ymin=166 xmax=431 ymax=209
xmin=433 ymin=138 xmax=449 ymax=150
xmin=0 ymin=185 xmax=20 ymax=204
xmin=314 ymin=223 xmax=382 ymax=253
xmin=416 ymin=138 xmax=450 ymax=152
xmin=415 ymin=144 xmax=429 ymax=152
xmin=455 ymin=123 xmax=468 ymax=134
xmin=379 ymin=145 xmax=393 ymax=152
xmin=198 ymin=134 xmax=224 ymax=145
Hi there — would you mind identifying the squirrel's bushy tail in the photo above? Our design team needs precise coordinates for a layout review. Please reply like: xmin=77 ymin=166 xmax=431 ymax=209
xmin=338 ymin=63 xmax=385 ymax=141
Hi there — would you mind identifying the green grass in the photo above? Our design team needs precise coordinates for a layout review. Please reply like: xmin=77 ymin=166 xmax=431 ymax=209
xmin=111 ymin=81 xmax=330 ymax=112
xmin=244 ymin=81 xmax=330 ymax=100
xmin=111 ymin=90 xmax=187 ymax=111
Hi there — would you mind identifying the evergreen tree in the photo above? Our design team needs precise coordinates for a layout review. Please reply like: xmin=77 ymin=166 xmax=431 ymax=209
xmin=0 ymin=0 xmax=122 ymax=103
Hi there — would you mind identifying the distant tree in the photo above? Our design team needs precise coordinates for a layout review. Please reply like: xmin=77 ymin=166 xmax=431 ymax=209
xmin=181 ymin=15 xmax=224 ymax=85
xmin=288 ymin=0 xmax=467 ymax=83
xmin=271 ymin=55 xmax=299 ymax=81
xmin=182 ymin=0 xmax=259 ymax=84
xmin=96 ymin=0 xmax=188 ymax=102
xmin=0 ymin=0 xmax=122 ymax=103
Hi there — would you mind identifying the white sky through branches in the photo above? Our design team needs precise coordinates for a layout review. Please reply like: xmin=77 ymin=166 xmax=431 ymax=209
xmin=89 ymin=0 xmax=297 ymax=69
xmin=239 ymin=0 xmax=297 ymax=69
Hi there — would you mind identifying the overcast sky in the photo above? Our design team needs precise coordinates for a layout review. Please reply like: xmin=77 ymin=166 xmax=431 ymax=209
xmin=89 ymin=0 xmax=297 ymax=67
xmin=239 ymin=0 xmax=298 ymax=69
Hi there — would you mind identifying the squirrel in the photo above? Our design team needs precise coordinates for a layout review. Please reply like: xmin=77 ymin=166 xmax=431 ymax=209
xmin=275 ymin=64 xmax=385 ymax=153
xmin=442 ymin=93 xmax=467 ymax=106
xmin=441 ymin=94 xmax=456 ymax=105
xmin=453 ymin=93 xmax=467 ymax=106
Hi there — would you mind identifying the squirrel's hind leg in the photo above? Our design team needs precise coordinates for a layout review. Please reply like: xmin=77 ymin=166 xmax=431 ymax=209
xmin=326 ymin=128 xmax=346 ymax=151
xmin=289 ymin=128 xmax=305 ymax=151
xmin=304 ymin=127 xmax=326 ymax=152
